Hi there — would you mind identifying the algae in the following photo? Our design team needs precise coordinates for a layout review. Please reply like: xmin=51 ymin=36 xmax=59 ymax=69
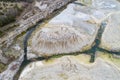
xmin=97 ymin=51 xmax=120 ymax=68
xmin=0 ymin=63 xmax=7 ymax=73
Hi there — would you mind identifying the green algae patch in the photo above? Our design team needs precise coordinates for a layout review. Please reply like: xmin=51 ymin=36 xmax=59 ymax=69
xmin=73 ymin=54 xmax=91 ymax=64
xmin=0 ymin=31 xmax=4 ymax=37
xmin=0 ymin=63 xmax=7 ymax=73
xmin=43 ymin=58 xmax=56 ymax=65
xmin=77 ymin=0 xmax=92 ymax=5
xmin=42 ymin=53 xmax=91 ymax=65
xmin=58 ymin=73 xmax=68 ymax=80
xmin=96 ymin=51 xmax=120 ymax=68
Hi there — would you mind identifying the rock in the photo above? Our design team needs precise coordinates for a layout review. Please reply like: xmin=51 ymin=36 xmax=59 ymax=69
xmin=12 ymin=44 xmax=21 ymax=51
xmin=78 ymin=0 xmax=120 ymax=11
xmin=96 ymin=51 xmax=120 ymax=68
xmin=31 ymin=1 xmax=120 ymax=57
xmin=77 ymin=0 xmax=120 ymax=18
xmin=0 ymin=0 xmax=75 ymax=48
xmin=113 ymin=54 xmax=120 ymax=59
xmin=0 ymin=54 xmax=24 ymax=80
xmin=92 ymin=0 xmax=120 ymax=11
xmin=4 ymin=43 xmax=23 ymax=59
xmin=77 ymin=0 xmax=92 ymax=5
xmin=27 ymin=46 xmax=38 ymax=60
xmin=0 ymin=50 xmax=8 ymax=64
xmin=0 ymin=0 xmax=75 ymax=61
xmin=100 ymin=12 xmax=120 ymax=52
xmin=18 ymin=55 xmax=120 ymax=80
xmin=31 ymin=3 xmax=100 ymax=56
xmin=77 ymin=0 xmax=120 ymax=23
xmin=73 ymin=4 xmax=111 ymax=23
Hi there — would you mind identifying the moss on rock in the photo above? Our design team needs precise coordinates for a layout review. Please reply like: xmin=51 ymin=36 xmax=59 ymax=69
xmin=96 ymin=51 xmax=120 ymax=68
xmin=0 ymin=63 xmax=7 ymax=73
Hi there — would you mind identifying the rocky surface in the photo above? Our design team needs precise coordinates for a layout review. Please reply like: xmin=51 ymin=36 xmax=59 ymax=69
xmin=77 ymin=0 xmax=92 ymax=5
xmin=0 ymin=0 xmax=75 ymax=67
xmin=100 ymin=12 xmax=120 ymax=52
xmin=1 ymin=0 xmax=120 ymax=80
xmin=78 ymin=0 xmax=120 ymax=11
xmin=0 ymin=0 xmax=75 ymax=79
xmin=0 ymin=50 xmax=8 ymax=64
xmin=96 ymin=51 xmax=120 ymax=68
xmin=31 ymin=0 xmax=120 ymax=56
xmin=77 ymin=0 xmax=120 ymax=22
xmin=0 ymin=2 xmax=27 ymax=27
xmin=0 ymin=0 xmax=74 ymax=49
xmin=19 ymin=55 xmax=120 ymax=80
xmin=92 ymin=0 xmax=120 ymax=10
xmin=0 ymin=54 xmax=24 ymax=80
xmin=31 ymin=3 xmax=100 ymax=56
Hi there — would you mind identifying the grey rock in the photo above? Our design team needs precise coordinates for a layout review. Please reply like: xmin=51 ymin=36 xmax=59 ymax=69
xmin=77 ymin=0 xmax=93 ymax=5
xmin=0 ymin=50 xmax=8 ymax=64
xmin=100 ymin=12 xmax=120 ymax=52
xmin=27 ymin=47 xmax=38 ymax=60
xmin=31 ymin=3 xmax=100 ymax=56
xmin=0 ymin=0 xmax=74 ymax=48
xmin=12 ymin=44 xmax=21 ymax=51
xmin=113 ymin=54 xmax=120 ymax=58
xmin=0 ymin=54 xmax=24 ymax=80
xmin=18 ymin=56 xmax=120 ymax=80
xmin=92 ymin=0 xmax=120 ymax=11
xmin=77 ymin=0 xmax=120 ymax=12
